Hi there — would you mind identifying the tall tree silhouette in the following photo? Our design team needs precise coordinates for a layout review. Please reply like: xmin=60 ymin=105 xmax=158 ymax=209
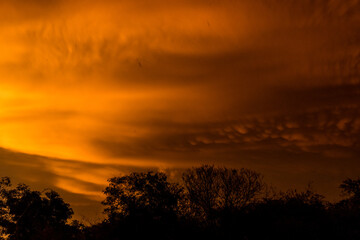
xmin=182 ymin=165 xmax=264 ymax=223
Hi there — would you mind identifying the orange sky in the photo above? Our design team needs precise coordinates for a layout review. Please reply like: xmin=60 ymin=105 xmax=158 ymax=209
xmin=0 ymin=0 xmax=359 ymax=220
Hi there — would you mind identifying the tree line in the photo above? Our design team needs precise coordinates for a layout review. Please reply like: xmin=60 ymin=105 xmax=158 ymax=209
xmin=1 ymin=165 xmax=359 ymax=240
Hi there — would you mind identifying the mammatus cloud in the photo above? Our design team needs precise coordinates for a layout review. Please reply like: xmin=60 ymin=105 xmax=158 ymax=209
xmin=0 ymin=0 xmax=359 ymax=217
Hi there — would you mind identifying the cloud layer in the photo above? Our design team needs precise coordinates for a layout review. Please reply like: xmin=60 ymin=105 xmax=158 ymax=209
xmin=0 ymin=0 xmax=359 ymax=218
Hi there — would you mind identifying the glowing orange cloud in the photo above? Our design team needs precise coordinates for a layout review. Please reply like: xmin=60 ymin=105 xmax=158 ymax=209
xmin=0 ymin=0 xmax=359 ymax=219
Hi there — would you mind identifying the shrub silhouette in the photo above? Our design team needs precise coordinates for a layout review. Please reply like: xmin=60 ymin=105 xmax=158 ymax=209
xmin=241 ymin=187 xmax=329 ymax=240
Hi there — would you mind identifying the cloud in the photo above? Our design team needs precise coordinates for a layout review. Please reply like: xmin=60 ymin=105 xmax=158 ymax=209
xmin=0 ymin=147 xmax=159 ymax=220
xmin=0 ymin=0 xmax=359 ymax=214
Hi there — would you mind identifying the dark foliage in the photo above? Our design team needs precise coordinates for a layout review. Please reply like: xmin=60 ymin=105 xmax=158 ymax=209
xmin=182 ymin=165 xmax=264 ymax=224
xmin=96 ymin=171 xmax=183 ymax=239
xmin=1 ymin=166 xmax=360 ymax=240
xmin=339 ymin=177 xmax=360 ymax=203
xmin=0 ymin=177 xmax=81 ymax=240
xmin=102 ymin=171 xmax=183 ymax=221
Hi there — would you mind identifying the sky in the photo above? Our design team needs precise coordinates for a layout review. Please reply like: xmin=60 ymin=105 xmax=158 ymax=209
xmin=0 ymin=0 xmax=359 ymax=220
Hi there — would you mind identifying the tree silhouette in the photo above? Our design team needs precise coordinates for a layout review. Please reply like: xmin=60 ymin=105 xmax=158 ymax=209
xmin=182 ymin=165 xmax=264 ymax=223
xmin=102 ymin=171 xmax=183 ymax=221
xmin=1 ymin=168 xmax=360 ymax=240
xmin=332 ymin=177 xmax=360 ymax=239
xmin=340 ymin=178 xmax=360 ymax=203
xmin=0 ymin=177 xmax=74 ymax=240
xmin=98 ymin=172 xmax=183 ymax=239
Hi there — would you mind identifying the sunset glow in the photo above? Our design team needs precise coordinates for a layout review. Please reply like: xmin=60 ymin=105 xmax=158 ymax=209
xmin=0 ymin=0 xmax=359 ymax=219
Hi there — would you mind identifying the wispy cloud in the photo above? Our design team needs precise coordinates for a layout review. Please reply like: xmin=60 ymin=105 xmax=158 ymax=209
xmin=0 ymin=0 xmax=359 ymax=216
